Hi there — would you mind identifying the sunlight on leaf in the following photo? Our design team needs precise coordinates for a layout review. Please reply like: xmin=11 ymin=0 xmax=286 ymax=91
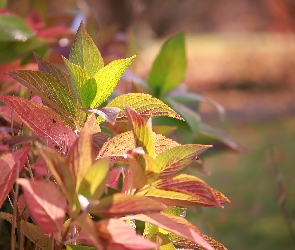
xmin=17 ymin=179 xmax=67 ymax=233
xmin=107 ymin=93 xmax=184 ymax=121
xmin=69 ymin=22 xmax=104 ymax=77
xmin=124 ymin=213 xmax=214 ymax=250
xmin=156 ymin=144 xmax=211 ymax=178
xmin=88 ymin=193 xmax=167 ymax=217
xmin=78 ymin=158 xmax=109 ymax=200
xmin=0 ymin=96 xmax=78 ymax=150
xmin=92 ymin=55 xmax=136 ymax=108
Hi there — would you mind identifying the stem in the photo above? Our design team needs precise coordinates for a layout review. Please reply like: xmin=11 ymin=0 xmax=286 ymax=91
xmin=11 ymin=161 xmax=20 ymax=250
xmin=270 ymin=148 xmax=295 ymax=246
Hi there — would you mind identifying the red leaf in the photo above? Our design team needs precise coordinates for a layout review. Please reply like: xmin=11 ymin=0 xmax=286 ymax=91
xmin=95 ymin=218 xmax=156 ymax=250
xmin=0 ymin=96 xmax=77 ymax=151
xmin=0 ymin=145 xmax=29 ymax=207
xmin=17 ymin=179 xmax=67 ymax=233
xmin=106 ymin=168 xmax=122 ymax=189
xmin=88 ymin=193 xmax=167 ymax=217
xmin=125 ymin=213 xmax=214 ymax=250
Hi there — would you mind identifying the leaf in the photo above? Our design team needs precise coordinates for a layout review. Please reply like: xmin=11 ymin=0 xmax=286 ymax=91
xmin=97 ymin=131 xmax=180 ymax=162
xmin=17 ymin=179 xmax=67 ymax=233
xmin=78 ymin=158 xmax=109 ymax=200
xmin=88 ymin=193 xmax=167 ymax=217
xmin=92 ymin=132 xmax=110 ymax=157
xmin=0 ymin=96 xmax=78 ymax=150
xmin=0 ymin=212 xmax=54 ymax=250
xmin=0 ymin=135 xmax=37 ymax=149
xmin=8 ymin=70 xmax=77 ymax=119
xmin=148 ymin=32 xmax=186 ymax=96
xmin=92 ymin=55 xmax=136 ymax=108
xmin=75 ymin=213 xmax=103 ymax=249
xmin=63 ymin=58 xmax=93 ymax=107
xmin=198 ymin=122 xmax=243 ymax=152
xmin=107 ymin=93 xmax=183 ymax=121
xmin=125 ymin=106 xmax=155 ymax=157
xmin=39 ymin=145 xmax=80 ymax=216
xmin=156 ymin=144 xmax=211 ymax=178
xmin=67 ymin=245 xmax=95 ymax=250
xmin=106 ymin=168 xmax=122 ymax=189
xmin=83 ymin=107 xmax=121 ymax=124
xmin=0 ymin=37 xmax=47 ymax=63
xmin=69 ymin=22 xmax=104 ymax=77
xmin=0 ymin=145 xmax=29 ymax=207
xmin=164 ymin=98 xmax=200 ymax=134
xmin=168 ymin=91 xmax=226 ymax=121
xmin=67 ymin=126 xmax=93 ymax=189
xmin=95 ymin=218 xmax=157 ymax=250
xmin=124 ymin=213 xmax=214 ymax=250
xmin=211 ymin=188 xmax=231 ymax=204
xmin=34 ymin=53 xmax=76 ymax=100
xmin=0 ymin=14 xmax=34 ymax=42
xmin=149 ymin=174 xmax=220 ymax=207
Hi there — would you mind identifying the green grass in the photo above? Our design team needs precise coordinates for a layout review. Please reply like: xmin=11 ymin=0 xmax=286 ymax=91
xmin=187 ymin=116 xmax=295 ymax=250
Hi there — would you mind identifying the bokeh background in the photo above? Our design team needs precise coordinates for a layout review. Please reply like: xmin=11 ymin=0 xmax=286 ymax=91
xmin=2 ymin=0 xmax=295 ymax=249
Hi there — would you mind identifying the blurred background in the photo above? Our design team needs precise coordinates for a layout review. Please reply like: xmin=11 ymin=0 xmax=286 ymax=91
xmin=1 ymin=0 xmax=295 ymax=249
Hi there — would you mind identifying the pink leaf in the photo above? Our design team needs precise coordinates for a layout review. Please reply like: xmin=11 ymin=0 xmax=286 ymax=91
xmin=17 ymin=179 xmax=67 ymax=233
xmin=0 ymin=145 xmax=29 ymax=207
xmin=124 ymin=213 xmax=214 ymax=250
xmin=106 ymin=168 xmax=122 ymax=189
xmin=0 ymin=96 xmax=77 ymax=151
xmin=95 ymin=218 xmax=156 ymax=250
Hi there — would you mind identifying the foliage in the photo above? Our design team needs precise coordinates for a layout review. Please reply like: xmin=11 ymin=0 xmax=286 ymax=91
xmin=126 ymin=32 xmax=241 ymax=154
xmin=0 ymin=22 xmax=230 ymax=249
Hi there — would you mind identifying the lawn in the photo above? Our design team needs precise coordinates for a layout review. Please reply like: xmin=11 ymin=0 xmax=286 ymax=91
xmin=187 ymin=116 xmax=295 ymax=250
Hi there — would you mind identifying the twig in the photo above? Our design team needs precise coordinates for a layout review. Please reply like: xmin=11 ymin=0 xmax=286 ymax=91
xmin=270 ymin=147 xmax=295 ymax=246
xmin=11 ymin=161 xmax=20 ymax=250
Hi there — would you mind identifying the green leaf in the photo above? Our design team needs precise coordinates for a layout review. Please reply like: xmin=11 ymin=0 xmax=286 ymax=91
xmin=125 ymin=106 xmax=155 ymax=157
xmin=0 ymin=38 xmax=47 ymax=63
xmin=107 ymin=93 xmax=183 ymax=120
xmin=92 ymin=55 xmax=136 ymax=108
xmin=148 ymin=32 xmax=186 ymax=96
xmin=69 ymin=22 xmax=103 ymax=77
xmin=156 ymin=144 xmax=211 ymax=178
xmin=198 ymin=122 xmax=243 ymax=152
xmin=0 ymin=14 xmax=34 ymax=42
xmin=78 ymin=158 xmax=109 ymax=200
xmin=164 ymin=98 xmax=200 ymax=134
xmin=39 ymin=145 xmax=80 ymax=216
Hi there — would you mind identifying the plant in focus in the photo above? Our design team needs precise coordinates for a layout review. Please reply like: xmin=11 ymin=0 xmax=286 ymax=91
xmin=0 ymin=23 xmax=230 ymax=249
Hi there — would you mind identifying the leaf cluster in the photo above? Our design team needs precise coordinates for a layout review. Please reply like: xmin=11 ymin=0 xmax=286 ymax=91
xmin=0 ymin=22 xmax=229 ymax=250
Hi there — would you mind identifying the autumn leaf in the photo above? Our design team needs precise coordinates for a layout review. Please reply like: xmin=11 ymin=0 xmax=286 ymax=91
xmin=17 ymin=179 xmax=67 ymax=233
xmin=124 ymin=213 xmax=213 ymax=250
xmin=88 ymin=193 xmax=167 ymax=217
xmin=0 ymin=145 xmax=29 ymax=207
xmin=0 ymin=96 xmax=78 ymax=151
